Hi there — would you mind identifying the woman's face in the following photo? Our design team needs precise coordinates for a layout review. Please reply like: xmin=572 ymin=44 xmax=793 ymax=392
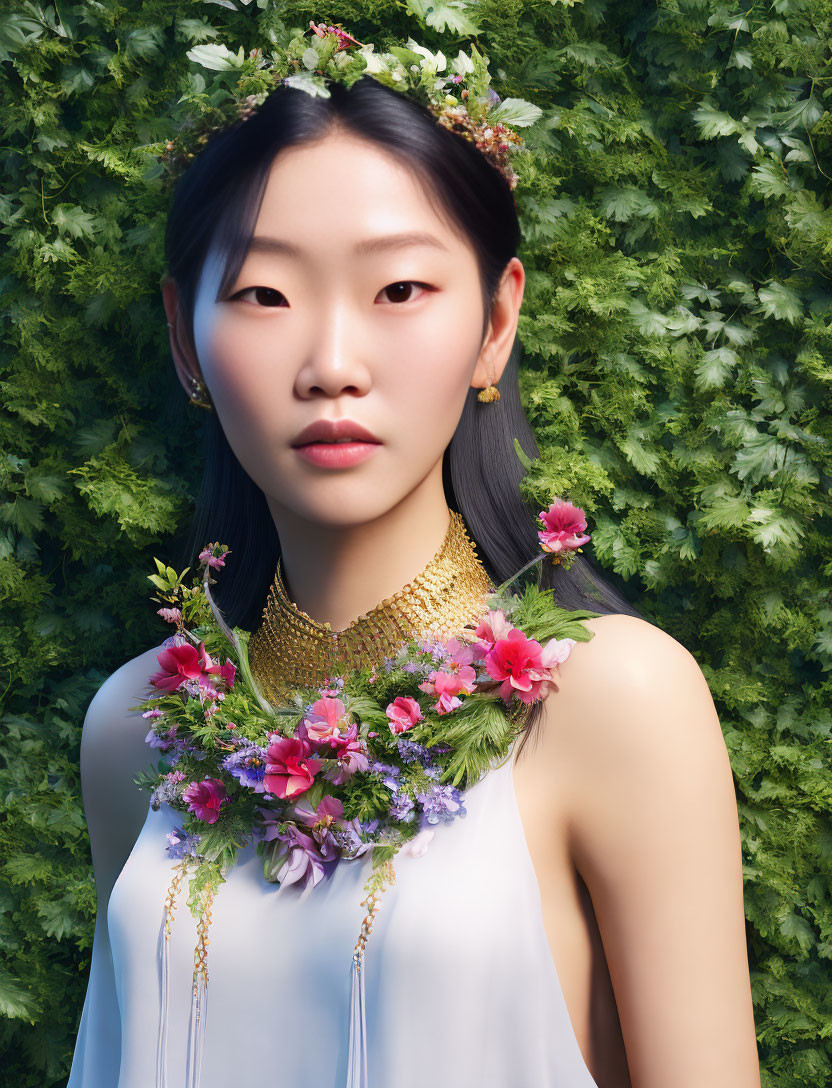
xmin=166 ymin=131 xmax=524 ymax=531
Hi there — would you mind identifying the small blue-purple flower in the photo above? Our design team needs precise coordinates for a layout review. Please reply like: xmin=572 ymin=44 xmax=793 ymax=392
xmin=222 ymin=743 xmax=268 ymax=792
xmin=389 ymin=792 xmax=415 ymax=822
xmin=369 ymin=761 xmax=401 ymax=792
xmin=396 ymin=738 xmax=433 ymax=766
xmin=416 ymin=782 xmax=466 ymax=826
xmin=166 ymin=826 xmax=201 ymax=859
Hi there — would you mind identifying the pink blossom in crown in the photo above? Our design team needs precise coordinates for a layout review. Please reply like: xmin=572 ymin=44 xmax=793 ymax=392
xmin=386 ymin=695 xmax=423 ymax=735
xmin=537 ymin=498 xmax=591 ymax=555
xmin=308 ymin=21 xmax=364 ymax=51
xmin=182 ymin=777 xmax=227 ymax=823
xmin=484 ymin=627 xmax=543 ymax=703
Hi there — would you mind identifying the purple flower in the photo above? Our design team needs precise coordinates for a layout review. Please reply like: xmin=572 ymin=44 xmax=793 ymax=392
xmin=416 ymin=782 xmax=466 ymax=826
xmin=396 ymin=738 xmax=434 ymax=765
xmin=166 ymin=826 xmax=201 ymax=859
xmin=368 ymin=761 xmax=401 ymax=792
xmin=389 ymin=792 xmax=415 ymax=822
xmin=291 ymin=794 xmax=344 ymax=861
xmin=271 ymin=823 xmax=331 ymax=890
xmin=145 ymin=725 xmax=178 ymax=750
xmin=221 ymin=742 xmax=268 ymax=792
xmin=331 ymin=817 xmax=379 ymax=859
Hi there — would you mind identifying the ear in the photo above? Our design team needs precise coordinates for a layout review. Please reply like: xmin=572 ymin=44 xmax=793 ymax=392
xmin=471 ymin=257 xmax=525 ymax=392
xmin=161 ymin=276 xmax=206 ymax=399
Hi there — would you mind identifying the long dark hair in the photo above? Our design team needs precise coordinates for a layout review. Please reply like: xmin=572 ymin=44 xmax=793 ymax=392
xmin=164 ymin=75 xmax=643 ymax=744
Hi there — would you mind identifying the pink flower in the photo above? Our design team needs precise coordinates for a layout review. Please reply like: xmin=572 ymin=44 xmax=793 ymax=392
xmin=264 ymin=734 xmax=321 ymax=799
xmin=308 ymin=20 xmax=364 ymax=51
xmin=149 ymin=640 xmax=219 ymax=693
xmin=537 ymin=498 xmax=591 ymax=555
xmin=418 ymin=666 xmax=477 ymax=715
xmin=157 ymin=607 xmax=182 ymax=625
xmin=182 ymin=778 xmax=227 ymax=824
xmin=198 ymin=545 xmax=227 ymax=569
xmin=324 ymin=723 xmax=369 ymax=785
xmin=386 ymin=696 xmax=423 ymax=735
xmin=484 ymin=628 xmax=546 ymax=705
xmin=442 ymin=637 xmax=476 ymax=667
xmin=469 ymin=608 xmax=515 ymax=659
xmin=303 ymin=696 xmax=349 ymax=747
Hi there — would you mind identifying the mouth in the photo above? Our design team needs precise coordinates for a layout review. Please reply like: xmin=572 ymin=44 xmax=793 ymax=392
xmin=290 ymin=418 xmax=381 ymax=447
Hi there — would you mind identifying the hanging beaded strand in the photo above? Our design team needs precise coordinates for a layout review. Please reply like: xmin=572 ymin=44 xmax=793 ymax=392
xmin=157 ymin=859 xmax=189 ymax=1088
xmin=347 ymin=857 xmax=398 ymax=1088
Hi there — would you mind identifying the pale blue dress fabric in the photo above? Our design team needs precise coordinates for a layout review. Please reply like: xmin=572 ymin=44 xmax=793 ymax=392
xmin=67 ymin=736 xmax=600 ymax=1087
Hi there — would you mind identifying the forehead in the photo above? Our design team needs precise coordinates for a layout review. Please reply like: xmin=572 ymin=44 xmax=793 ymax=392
xmin=251 ymin=131 xmax=462 ymax=249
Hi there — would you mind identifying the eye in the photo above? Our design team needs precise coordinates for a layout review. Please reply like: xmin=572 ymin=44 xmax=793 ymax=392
xmin=230 ymin=286 xmax=288 ymax=307
xmin=376 ymin=281 xmax=432 ymax=305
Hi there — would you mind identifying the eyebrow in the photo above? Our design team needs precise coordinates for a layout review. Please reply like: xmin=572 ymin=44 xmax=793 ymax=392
xmin=245 ymin=231 xmax=450 ymax=259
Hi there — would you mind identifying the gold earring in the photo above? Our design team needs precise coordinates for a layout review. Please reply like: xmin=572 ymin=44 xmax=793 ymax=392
xmin=187 ymin=374 xmax=214 ymax=411
xmin=477 ymin=384 xmax=501 ymax=403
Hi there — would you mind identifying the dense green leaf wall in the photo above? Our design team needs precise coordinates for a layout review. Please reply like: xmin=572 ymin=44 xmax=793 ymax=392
xmin=1 ymin=1 xmax=830 ymax=1084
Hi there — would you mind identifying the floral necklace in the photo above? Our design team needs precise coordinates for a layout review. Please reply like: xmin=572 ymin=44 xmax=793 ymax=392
xmin=132 ymin=498 xmax=598 ymax=1088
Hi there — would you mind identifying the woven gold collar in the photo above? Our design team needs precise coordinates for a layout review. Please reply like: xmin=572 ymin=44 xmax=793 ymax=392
xmin=247 ymin=509 xmax=494 ymax=705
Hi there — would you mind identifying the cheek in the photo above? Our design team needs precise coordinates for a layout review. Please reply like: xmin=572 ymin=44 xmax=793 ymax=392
xmin=385 ymin=297 xmax=482 ymax=446
xmin=199 ymin=316 xmax=293 ymax=435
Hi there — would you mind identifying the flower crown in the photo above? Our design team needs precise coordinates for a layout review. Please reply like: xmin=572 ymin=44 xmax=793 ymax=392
xmin=156 ymin=21 xmax=544 ymax=192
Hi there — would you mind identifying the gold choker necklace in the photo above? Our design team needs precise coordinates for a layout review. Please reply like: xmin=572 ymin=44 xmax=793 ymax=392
xmin=247 ymin=509 xmax=494 ymax=705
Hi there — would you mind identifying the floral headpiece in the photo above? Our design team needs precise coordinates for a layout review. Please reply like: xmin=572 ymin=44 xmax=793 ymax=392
xmin=155 ymin=21 xmax=543 ymax=192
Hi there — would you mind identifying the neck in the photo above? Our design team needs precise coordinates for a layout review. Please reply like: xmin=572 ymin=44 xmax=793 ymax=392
xmin=248 ymin=479 xmax=494 ymax=703
xmin=264 ymin=478 xmax=452 ymax=634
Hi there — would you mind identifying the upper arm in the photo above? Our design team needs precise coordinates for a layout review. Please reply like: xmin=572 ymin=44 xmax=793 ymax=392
xmin=549 ymin=614 xmax=760 ymax=1088
xmin=80 ymin=643 xmax=167 ymax=913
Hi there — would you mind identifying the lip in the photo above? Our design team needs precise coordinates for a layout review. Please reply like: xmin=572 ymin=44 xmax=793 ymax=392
xmin=291 ymin=418 xmax=381 ymax=446
xmin=291 ymin=417 xmax=382 ymax=470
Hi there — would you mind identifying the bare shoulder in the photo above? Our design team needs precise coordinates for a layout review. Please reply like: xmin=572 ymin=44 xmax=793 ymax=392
xmin=80 ymin=642 xmax=168 ymax=906
xmin=537 ymin=622 xmax=760 ymax=1086
xmin=538 ymin=611 xmax=730 ymax=839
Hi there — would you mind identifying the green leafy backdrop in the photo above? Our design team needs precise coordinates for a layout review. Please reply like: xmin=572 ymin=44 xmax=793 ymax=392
xmin=1 ymin=1 xmax=830 ymax=1084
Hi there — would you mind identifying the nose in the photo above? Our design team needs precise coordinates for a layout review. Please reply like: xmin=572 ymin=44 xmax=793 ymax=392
xmin=294 ymin=306 xmax=372 ymax=400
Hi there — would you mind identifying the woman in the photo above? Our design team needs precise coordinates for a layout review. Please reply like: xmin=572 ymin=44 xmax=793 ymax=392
xmin=68 ymin=70 xmax=760 ymax=1087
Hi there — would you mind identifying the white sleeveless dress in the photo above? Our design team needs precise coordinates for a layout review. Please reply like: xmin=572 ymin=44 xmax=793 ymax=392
xmin=67 ymin=736 xmax=600 ymax=1087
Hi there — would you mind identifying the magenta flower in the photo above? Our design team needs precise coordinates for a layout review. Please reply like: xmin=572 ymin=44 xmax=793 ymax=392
xmin=484 ymin=628 xmax=546 ymax=705
xmin=264 ymin=734 xmax=321 ymax=799
xmin=149 ymin=640 xmax=234 ymax=697
xmin=537 ymin=498 xmax=591 ymax=555
xmin=182 ymin=777 xmax=227 ymax=824
xmin=386 ymin=695 xmax=423 ymax=735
